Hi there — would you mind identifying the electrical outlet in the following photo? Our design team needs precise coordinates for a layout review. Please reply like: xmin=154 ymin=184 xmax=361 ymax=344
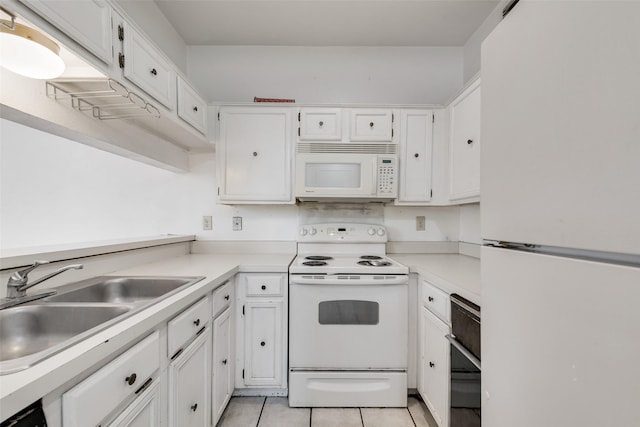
xmin=416 ymin=216 xmax=426 ymax=231
xmin=232 ymin=216 xmax=242 ymax=231
xmin=202 ymin=216 xmax=212 ymax=230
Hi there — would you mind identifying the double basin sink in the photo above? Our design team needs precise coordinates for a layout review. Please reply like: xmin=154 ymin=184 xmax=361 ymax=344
xmin=0 ymin=276 xmax=204 ymax=374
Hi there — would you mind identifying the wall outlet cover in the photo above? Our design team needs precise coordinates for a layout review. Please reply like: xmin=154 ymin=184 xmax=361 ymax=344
xmin=202 ymin=215 xmax=213 ymax=230
xmin=416 ymin=216 xmax=426 ymax=231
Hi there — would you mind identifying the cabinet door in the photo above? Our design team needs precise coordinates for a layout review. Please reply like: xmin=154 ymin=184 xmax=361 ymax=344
xmin=449 ymin=80 xmax=481 ymax=202
xmin=122 ymin=23 xmax=176 ymax=109
xmin=212 ymin=307 xmax=233 ymax=425
xmin=350 ymin=109 xmax=394 ymax=141
xmin=22 ymin=0 xmax=113 ymax=65
xmin=218 ymin=108 xmax=293 ymax=203
xmin=398 ymin=110 xmax=434 ymax=203
xmin=177 ymin=76 xmax=207 ymax=134
xmin=243 ymin=301 xmax=283 ymax=386
xmin=168 ymin=330 xmax=211 ymax=427
xmin=421 ymin=307 xmax=450 ymax=427
xmin=298 ymin=108 xmax=342 ymax=140
xmin=108 ymin=380 xmax=161 ymax=427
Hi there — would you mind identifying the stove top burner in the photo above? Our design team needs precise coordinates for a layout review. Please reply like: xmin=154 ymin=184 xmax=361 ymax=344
xmin=305 ymin=256 xmax=334 ymax=261
xmin=360 ymin=255 xmax=383 ymax=260
xmin=302 ymin=261 xmax=328 ymax=266
xmin=358 ymin=260 xmax=392 ymax=267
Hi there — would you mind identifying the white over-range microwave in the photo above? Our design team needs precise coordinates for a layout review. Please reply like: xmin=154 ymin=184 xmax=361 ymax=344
xmin=295 ymin=144 xmax=398 ymax=202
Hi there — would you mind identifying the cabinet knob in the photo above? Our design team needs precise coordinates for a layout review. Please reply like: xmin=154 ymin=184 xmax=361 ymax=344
xmin=260 ymin=341 xmax=266 ymax=347
xmin=224 ymin=294 xmax=230 ymax=300
xmin=222 ymin=359 xmax=228 ymax=365
xmin=252 ymin=151 xmax=258 ymax=157
xmin=369 ymin=122 xmax=374 ymax=128
xmin=193 ymin=318 xmax=201 ymax=327
xmin=467 ymin=139 xmax=473 ymax=145
xmin=319 ymin=120 xmax=324 ymax=127
xmin=150 ymin=68 xmax=157 ymax=76
xmin=429 ymin=361 xmax=435 ymax=368
xmin=125 ymin=373 xmax=137 ymax=386
xmin=193 ymin=106 xmax=198 ymax=112
xmin=414 ymin=153 xmax=420 ymax=158
xmin=261 ymin=285 xmax=266 ymax=290
xmin=191 ymin=403 xmax=198 ymax=412
xmin=428 ymin=296 xmax=434 ymax=302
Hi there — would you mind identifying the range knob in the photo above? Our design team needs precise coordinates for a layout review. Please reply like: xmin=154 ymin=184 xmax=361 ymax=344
xmin=377 ymin=228 xmax=386 ymax=236
xmin=309 ymin=227 xmax=317 ymax=236
xmin=299 ymin=228 xmax=308 ymax=236
xmin=367 ymin=227 xmax=376 ymax=236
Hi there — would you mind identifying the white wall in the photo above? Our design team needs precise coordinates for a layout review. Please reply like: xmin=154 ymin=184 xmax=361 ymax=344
xmin=462 ymin=1 xmax=505 ymax=83
xmin=187 ymin=46 xmax=463 ymax=104
xmin=459 ymin=203 xmax=481 ymax=244
xmin=1 ymin=119 xmax=462 ymax=250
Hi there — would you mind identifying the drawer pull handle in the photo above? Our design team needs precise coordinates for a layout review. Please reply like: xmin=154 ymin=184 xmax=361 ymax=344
xmin=428 ymin=296 xmax=434 ymax=302
xmin=467 ymin=139 xmax=473 ymax=145
xmin=429 ymin=361 xmax=435 ymax=368
xmin=193 ymin=318 xmax=201 ymax=327
xmin=369 ymin=122 xmax=374 ymax=128
xmin=260 ymin=341 xmax=266 ymax=347
xmin=191 ymin=403 xmax=198 ymax=412
xmin=125 ymin=373 xmax=137 ymax=386
xmin=222 ymin=359 xmax=228 ymax=365
xmin=224 ymin=295 xmax=230 ymax=300
xmin=261 ymin=285 xmax=266 ymax=290
xmin=150 ymin=68 xmax=157 ymax=76
xmin=193 ymin=106 xmax=198 ymax=112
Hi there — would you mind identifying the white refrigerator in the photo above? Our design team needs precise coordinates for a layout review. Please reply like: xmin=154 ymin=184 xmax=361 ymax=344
xmin=480 ymin=1 xmax=640 ymax=427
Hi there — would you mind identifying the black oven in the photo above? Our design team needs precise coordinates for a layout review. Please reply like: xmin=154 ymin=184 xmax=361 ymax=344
xmin=447 ymin=294 xmax=481 ymax=427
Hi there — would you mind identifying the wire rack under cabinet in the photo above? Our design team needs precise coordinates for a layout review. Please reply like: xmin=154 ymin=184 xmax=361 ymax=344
xmin=46 ymin=79 xmax=160 ymax=120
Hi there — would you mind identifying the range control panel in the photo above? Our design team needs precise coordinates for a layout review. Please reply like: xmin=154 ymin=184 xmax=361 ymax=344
xmin=298 ymin=223 xmax=387 ymax=243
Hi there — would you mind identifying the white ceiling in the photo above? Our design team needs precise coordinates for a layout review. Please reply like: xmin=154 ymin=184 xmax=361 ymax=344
xmin=152 ymin=0 xmax=500 ymax=47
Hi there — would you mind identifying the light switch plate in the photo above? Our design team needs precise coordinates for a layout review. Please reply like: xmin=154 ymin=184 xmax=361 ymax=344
xmin=233 ymin=216 xmax=242 ymax=231
xmin=202 ymin=216 xmax=213 ymax=230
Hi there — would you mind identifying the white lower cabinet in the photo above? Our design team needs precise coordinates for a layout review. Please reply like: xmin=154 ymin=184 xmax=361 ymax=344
xmin=108 ymin=380 xmax=161 ymax=427
xmin=212 ymin=306 xmax=233 ymax=425
xmin=168 ymin=329 xmax=211 ymax=427
xmin=420 ymin=306 xmax=450 ymax=427
xmin=235 ymin=273 xmax=288 ymax=391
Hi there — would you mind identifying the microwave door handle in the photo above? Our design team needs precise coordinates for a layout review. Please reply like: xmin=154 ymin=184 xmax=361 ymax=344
xmin=371 ymin=158 xmax=378 ymax=195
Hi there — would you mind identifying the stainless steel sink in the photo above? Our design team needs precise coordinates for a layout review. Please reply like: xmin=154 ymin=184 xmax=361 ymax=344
xmin=46 ymin=276 xmax=200 ymax=303
xmin=0 ymin=276 xmax=204 ymax=374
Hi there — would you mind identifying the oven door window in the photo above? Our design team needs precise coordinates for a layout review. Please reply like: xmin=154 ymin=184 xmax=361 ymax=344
xmin=305 ymin=163 xmax=361 ymax=189
xmin=318 ymin=300 xmax=379 ymax=325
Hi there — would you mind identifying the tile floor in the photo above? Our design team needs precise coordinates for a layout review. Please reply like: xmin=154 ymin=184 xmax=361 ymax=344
xmin=217 ymin=396 xmax=438 ymax=427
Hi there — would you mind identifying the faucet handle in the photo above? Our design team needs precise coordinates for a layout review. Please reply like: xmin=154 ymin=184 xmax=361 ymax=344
xmin=12 ymin=260 xmax=50 ymax=283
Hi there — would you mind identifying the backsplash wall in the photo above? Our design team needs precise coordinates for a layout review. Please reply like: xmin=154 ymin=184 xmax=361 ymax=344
xmin=1 ymin=119 xmax=462 ymax=249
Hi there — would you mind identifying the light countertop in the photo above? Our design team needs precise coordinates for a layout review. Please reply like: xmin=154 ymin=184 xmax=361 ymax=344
xmin=389 ymin=253 xmax=481 ymax=305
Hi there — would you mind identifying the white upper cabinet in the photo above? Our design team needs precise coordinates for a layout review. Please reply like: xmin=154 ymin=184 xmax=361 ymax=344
xmin=449 ymin=78 xmax=481 ymax=202
xmin=298 ymin=108 xmax=342 ymax=141
xmin=21 ymin=0 xmax=113 ymax=65
xmin=350 ymin=109 xmax=394 ymax=142
xmin=120 ymin=22 xmax=176 ymax=109
xmin=396 ymin=109 xmax=434 ymax=204
xmin=217 ymin=107 xmax=294 ymax=204
xmin=177 ymin=76 xmax=207 ymax=135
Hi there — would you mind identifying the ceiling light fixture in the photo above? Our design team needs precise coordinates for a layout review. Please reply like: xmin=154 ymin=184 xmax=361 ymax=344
xmin=0 ymin=10 xmax=65 ymax=79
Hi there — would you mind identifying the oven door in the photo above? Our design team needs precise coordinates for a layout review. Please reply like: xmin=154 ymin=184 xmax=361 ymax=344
xmin=289 ymin=275 xmax=408 ymax=369
xmin=295 ymin=153 xmax=377 ymax=198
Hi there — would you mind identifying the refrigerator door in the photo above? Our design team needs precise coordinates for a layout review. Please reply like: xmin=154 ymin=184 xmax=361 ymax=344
xmin=481 ymin=1 xmax=640 ymax=255
xmin=482 ymin=246 xmax=640 ymax=427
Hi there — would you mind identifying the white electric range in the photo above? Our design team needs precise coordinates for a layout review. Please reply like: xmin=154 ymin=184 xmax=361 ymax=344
xmin=288 ymin=223 xmax=409 ymax=407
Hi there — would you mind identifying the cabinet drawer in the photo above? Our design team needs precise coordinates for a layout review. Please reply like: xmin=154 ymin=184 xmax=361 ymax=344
xmin=177 ymin=76 xmax=207 ymax=134
xmin=245 ymin=275 xmax=284 ymax=297
xmin=213 ymin=280 xmax=233 ymax=318
xmin=122 ymin=23 xmax=175 ymax=109
xmin=422 ymin=281 xmax=450 ymax=322
xmin=62 ymin=331 xmax=160 ymax=427
xmin=350 ymin=109 xmax=393 ymax=142
xmin=299 ymin=108 xmax=342 ymax=140
xmin=168 ymin=297 xmax=211 ymax=357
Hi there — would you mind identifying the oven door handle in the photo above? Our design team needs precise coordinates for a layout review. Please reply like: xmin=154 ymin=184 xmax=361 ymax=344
xmin=446 ymin=334 xmax=481 ymax=370
xmin=290 ymin=276 xmax=408 ymax=286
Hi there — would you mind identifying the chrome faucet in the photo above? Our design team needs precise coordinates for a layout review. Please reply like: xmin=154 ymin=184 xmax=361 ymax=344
xmin=6 ymin=260 xmax=83 ymax=299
